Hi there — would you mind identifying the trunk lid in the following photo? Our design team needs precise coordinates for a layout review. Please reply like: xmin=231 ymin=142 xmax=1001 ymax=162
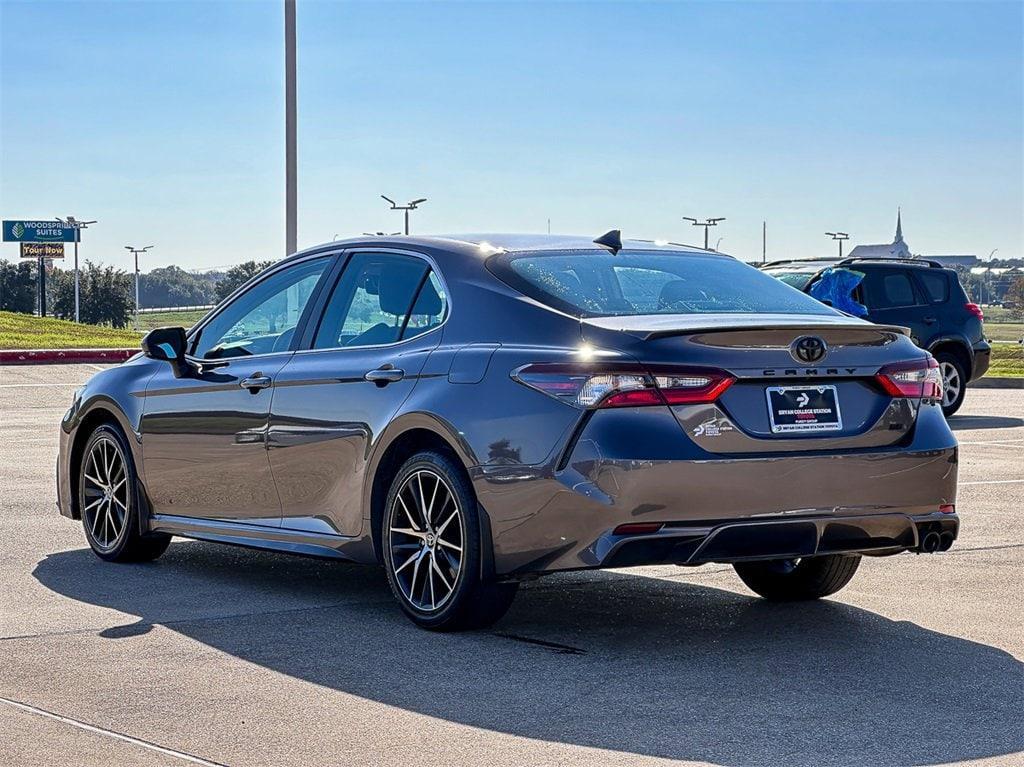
xmin=582 ymin=313 xmax=926 ymax=453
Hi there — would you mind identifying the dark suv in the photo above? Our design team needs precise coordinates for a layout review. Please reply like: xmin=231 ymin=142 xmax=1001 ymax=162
xmin=761 ymin=257 xmax=989 ymax=416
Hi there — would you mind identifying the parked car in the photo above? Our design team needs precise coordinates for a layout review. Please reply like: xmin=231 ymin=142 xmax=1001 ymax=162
xmin=761 ymin=257 xmax=989 ymax=416
xmin=57 ymin=234 xmax=959 ymax=631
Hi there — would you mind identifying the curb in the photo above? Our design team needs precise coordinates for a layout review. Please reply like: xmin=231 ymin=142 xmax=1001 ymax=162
xmin=971 ymin=377 xmax=1024 ymax=390
xmin=0 ymin=348 xmax=138 ymax=365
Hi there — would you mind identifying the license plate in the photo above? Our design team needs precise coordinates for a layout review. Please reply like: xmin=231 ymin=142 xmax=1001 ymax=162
xmin=766 ymin=384 xmax=843 ymax=433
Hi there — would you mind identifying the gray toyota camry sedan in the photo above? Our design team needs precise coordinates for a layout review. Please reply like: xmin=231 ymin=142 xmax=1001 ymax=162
xmin=56 ymin=233 xmax=958 ymax=630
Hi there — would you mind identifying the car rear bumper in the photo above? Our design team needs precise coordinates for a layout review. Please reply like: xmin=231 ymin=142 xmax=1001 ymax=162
xmin=970 ymin=340 xmax=991 ymax=382
xmin=598 ymin=511 xmax=958 ymax=568
xmin=475 ymin=404 xmax=958 ymax=577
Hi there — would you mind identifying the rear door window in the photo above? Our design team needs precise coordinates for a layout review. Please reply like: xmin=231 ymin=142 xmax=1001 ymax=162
xmin=312 ymin=252 xmax=439 ymax=349
xmin=862 ymin=271 xmax=922 ymax=309
xmin=917 ymin=271 xmax=950 ymax=303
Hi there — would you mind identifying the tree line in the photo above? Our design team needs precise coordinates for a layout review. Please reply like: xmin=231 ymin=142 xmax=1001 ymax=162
xmin=0 ymin=259 xmax=275 ymax=328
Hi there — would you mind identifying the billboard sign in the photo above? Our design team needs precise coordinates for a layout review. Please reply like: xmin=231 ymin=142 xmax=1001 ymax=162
xmin=3 ymin=220 xmax=77 ymax=243
xmin=21 ymin=242 xmax=66 ymax=259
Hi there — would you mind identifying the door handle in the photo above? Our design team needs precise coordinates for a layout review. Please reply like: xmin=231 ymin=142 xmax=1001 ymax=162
xmin=923 ymin=316 xmax=937 ymax=324
xmin=240 ymin=374 xmax=272 ymax=393
xmin=364 ymin=367 xmax=405 ymax=385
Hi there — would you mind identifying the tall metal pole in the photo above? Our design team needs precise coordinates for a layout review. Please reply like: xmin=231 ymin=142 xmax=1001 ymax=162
xmin=826 ymin=232 xmax=849 ymax=258
xmin=285 ymin=0 xmax=297 ymax=257
xmin=126 ymin=246 xmax=152 ymax=330
xmin=37 ymin=256 xmax=46 ymax=317
xmin=134 ymin=250 xmax=140 ymax=330
xmin=762 ymin=221 xmax=766 ymax=264
xmin=74 ymin=234 xmax=79 ymax=321
xmin=382 ymin=196 xmax=427 ymax=235
xmin=683 ymin=216 xmax=725 ymax=251
xmin=57 ymin=216 xmax=94 ymax=322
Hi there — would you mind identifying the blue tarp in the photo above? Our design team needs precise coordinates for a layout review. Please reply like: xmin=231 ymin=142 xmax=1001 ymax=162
xmin=809 ymin=267 xmax=868 ymax=317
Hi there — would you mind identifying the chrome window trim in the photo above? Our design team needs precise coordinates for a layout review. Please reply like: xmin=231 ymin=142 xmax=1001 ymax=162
xmin=297 ymin=246 xmax=451 ymax=355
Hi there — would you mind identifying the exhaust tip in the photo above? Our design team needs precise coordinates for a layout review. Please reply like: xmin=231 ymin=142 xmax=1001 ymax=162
xmin=938 ymin=532 xmax=955 ymax=552
xmin=921 ymin=531 xmax=941 ymax=553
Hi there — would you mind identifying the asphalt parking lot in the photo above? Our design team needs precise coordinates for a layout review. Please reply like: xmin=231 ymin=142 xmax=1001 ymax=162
xmin=1 ymin=363 xmax=1022 ymax=767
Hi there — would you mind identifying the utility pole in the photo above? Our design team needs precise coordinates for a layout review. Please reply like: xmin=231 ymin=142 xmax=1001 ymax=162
xmin=682 ymin=216 xmax=725 ymax=250
xmin=825 ymin=231 xmax=850 ymax=258
xmin=381 ymin=196 xmax=427 ymax=235
xmin=57 ymin=216 xmax=96 ymax=322
xmin=762 ymin=221 xmax=766 ymax=264
xmin=125 ymin=245 xmax=153 ymax=330
xmin=285 ymin=0 xmax=297 ymax=256
xmin=37 ymin=256 xmax=46 ymax=317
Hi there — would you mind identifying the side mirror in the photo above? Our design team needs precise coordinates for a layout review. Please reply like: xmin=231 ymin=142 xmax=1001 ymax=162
xmin=141 ymin=326 xmax=192 ymax=378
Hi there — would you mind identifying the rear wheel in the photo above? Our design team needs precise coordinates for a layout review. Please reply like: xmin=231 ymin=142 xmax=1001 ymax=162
xmin=79 ymin=424 xmax=171 ymax=562
xmin=935 ymin=351 xmax=967 ymax=417
xmin=733 ymin=554 xmax=861 ymax=601
xmin=382 ymin=450 xmax=517 ymax=631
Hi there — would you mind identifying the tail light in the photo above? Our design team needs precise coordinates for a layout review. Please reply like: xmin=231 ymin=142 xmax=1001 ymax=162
xmin=875 ymin=357 xmax=943 ymax=402
xmin=512 ymin=363 xmax=734 ymax=409
xmin=965 ymin=303 xmax=984 ymax=320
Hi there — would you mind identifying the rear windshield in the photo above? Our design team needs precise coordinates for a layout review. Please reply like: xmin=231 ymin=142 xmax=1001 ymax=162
xmin=487 ymin=250 xmax=836 ymax=318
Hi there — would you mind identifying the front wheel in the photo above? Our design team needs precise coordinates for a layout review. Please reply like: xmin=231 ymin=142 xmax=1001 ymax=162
xmin=733 ymin=554 xmax=861 ymax=601
xmin=382 ymin=451 xmax=517 ymax=631
xmin=79 ymin=424 xmax=171 ymax=562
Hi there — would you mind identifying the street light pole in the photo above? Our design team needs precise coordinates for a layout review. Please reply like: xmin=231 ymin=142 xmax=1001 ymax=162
xmin=125 ymin=245 xmax=153 ymax=330
xmin=682 ymin=216 xmax=725 ymax=250
xmin=825 ymin=232 xmax=850 ymax=258
xmin=285 ymin=0 xmax=297 ymax=257
xmin=381 ymin=196 xmax=427 ymax=235
xmin=57 ymin=216 xmax=96 ymax=322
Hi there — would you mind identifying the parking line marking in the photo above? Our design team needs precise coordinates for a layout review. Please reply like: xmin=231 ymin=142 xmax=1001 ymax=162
xmin=0 ymin=697 xmax=228 ymax=766
xmin=959 ymin=439 xmax=1024 ymax=446
xmin=960 ymin=479 xmax=1024 ymax=486
xmin=0 ymin=383 xmax=83 ymax=388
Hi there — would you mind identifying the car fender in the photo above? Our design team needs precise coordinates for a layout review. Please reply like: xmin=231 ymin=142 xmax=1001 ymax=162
xmin=926 ymin=334 xmax=973 ymax=362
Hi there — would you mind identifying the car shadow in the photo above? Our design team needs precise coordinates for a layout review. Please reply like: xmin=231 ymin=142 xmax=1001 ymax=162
xmin=948 ymin=414 xmax=1024 ymax=430
xmin=33 ymin=543 xmax=1024 ymax=767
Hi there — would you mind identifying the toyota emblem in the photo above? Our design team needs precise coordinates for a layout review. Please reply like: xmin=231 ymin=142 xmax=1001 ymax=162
xmin=791 ymin=336 xmax=827 ymax=364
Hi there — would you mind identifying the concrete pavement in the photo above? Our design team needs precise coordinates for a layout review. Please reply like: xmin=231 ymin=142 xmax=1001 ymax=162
xmin=2 ymin=363 xmax=1022 ymax=767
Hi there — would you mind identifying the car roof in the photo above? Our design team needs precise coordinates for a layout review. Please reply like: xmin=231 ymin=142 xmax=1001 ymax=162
xmin=294 ymin=233 xmax=721 ymax=259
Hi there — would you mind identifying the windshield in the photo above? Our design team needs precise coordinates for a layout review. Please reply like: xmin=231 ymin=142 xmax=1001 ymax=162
xmin=487 ymin=250 xmax=837 ymax=318
xmin=763 ymin=270 xmax=817 ymax=290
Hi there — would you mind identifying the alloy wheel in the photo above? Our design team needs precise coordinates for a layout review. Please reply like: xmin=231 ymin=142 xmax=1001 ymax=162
xmin=940 ymin=361 xmax=961 ymax=408
xmin=82 ymin=437 xmax=130 ymax=551
xmin=387 ymin=469 xmax=464 ymax=612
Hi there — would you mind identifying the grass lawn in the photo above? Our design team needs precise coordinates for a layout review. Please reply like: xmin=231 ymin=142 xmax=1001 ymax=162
xmin=136 ymin=309 xmax=209 ymax=332
xmin=0 ymin=311 xmax=141 ymax=350
xmin=986 ymin=322 xmax=1024 ymax=343
xmin=990 ymin=342 xmax=1023 ymax=378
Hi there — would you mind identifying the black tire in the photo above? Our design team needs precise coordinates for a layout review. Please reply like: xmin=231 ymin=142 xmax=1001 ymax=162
xmin=78 ymin=424 xmax=172 ymax=563
xmin=935 ymin=351 xmax=968 ymax=417
xmin=382 ymin=450 xmax=517 ymax=631
xmin=733 ymin=554 xmax=861 ymax=601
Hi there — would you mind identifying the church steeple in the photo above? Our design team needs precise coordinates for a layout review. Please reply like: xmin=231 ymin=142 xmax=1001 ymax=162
xmin=895 ymin=207 xmax=904 ymax=243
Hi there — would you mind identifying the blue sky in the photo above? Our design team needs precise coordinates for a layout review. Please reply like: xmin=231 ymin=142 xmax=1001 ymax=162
xmin=1 ymin=0 xmax=1021 ymax=271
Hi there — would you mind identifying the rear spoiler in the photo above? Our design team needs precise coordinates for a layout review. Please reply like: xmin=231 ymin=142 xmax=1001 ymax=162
xmin=582 ymin=314 xmax=911 ymax=341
